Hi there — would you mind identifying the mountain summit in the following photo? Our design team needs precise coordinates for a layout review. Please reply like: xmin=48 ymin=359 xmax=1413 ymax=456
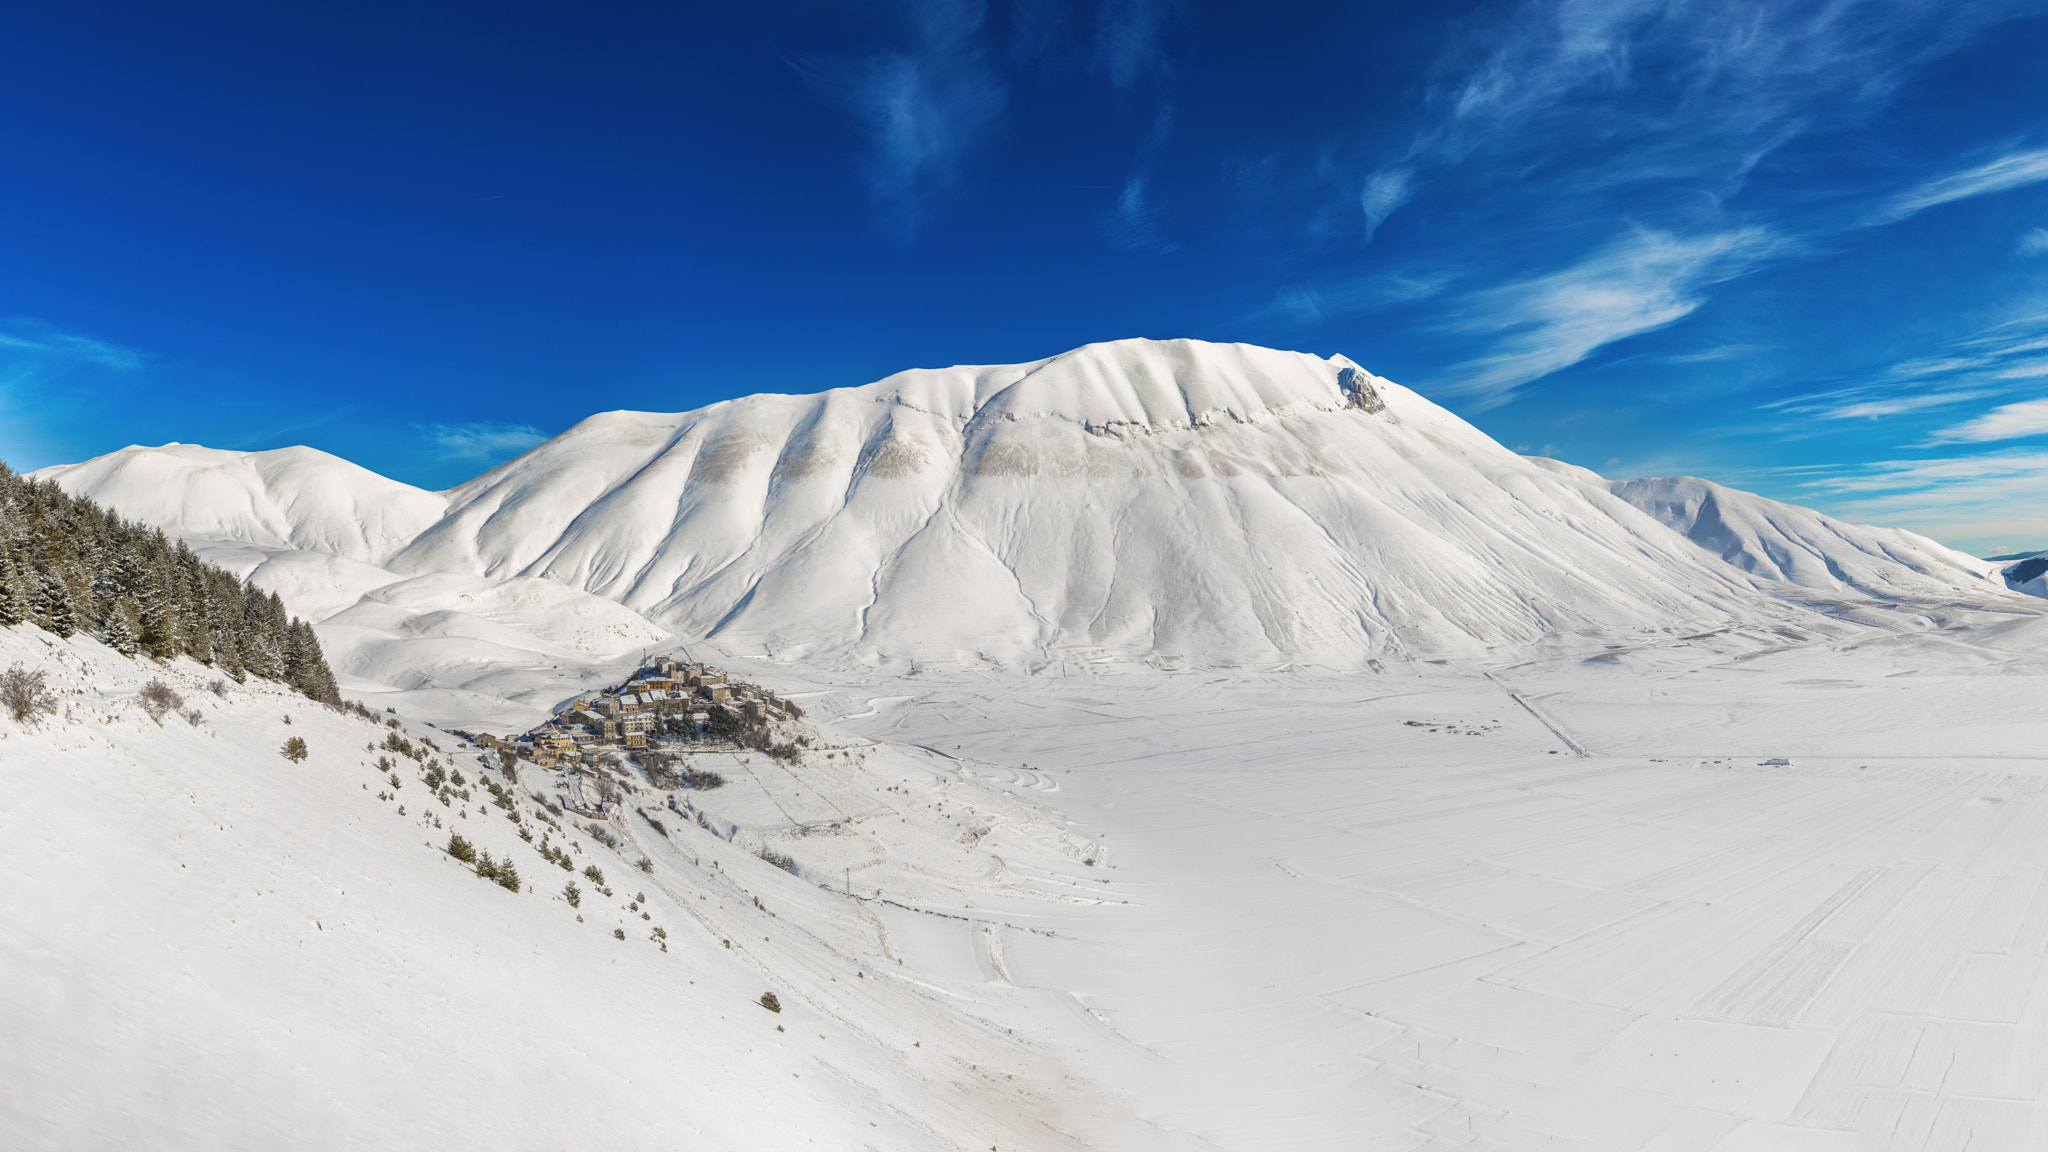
xmin=37 ymin=339 xmax=2008 ymax=668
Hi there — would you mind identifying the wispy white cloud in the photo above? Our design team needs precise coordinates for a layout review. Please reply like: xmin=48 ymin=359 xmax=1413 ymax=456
xmin=423 ymin=421 xmax=548 ymax=461
xmin=1324 ymin=0 xmax=2043 ymax=400
xmin=796 ymin=0 xmax=1005 ymax=231
xmin=2019 ymin=227 xmax=2048 ymax=257
xmin=0 ymin=319 xmax=146 ymax=468
xmin=1868 ymin=147 xmax=2048 ymax=225
xmin=1769 ymin=314 xmax=2048 ymax=424
xmin=0 ymin=320 xmax=144 ymax=373
xmin=1430 ymin=226 xmax=1780 ymax=408
xmin=1782 ymin=449 xmax=2048 ymax=554
xmin=1106 ymin=174 xmax=1179 ymax=254
xmin=1927 ymin=397 xmax=2048 ymax=443
xmin=1094 ymin=0 xmax=1172 ymax=91
xmin=1359 ymin=168 xmax=1412 ymax=243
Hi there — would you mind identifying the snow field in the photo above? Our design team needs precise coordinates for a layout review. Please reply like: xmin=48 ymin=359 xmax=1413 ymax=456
xmin=832 ymin=635 xmax=2048 ymax=1151
xmin=0 ymin=623 xmax=1176 ymax=1150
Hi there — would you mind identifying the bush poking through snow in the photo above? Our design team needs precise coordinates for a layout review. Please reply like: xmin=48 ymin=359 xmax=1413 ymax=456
xmin=183 ymin=708 xmax=204 ymax=726
xmin=1 ymin=663 xmax=57 ymax=726
xmin=476 ymin=850 xmax=520 ymax=889
xmin=636 ymin=856 xmax=653 ymax=872
xmin=207 ymin=678 xmax=229 ymax=698
xmin=583 ymin=865 xmax=605 ymax=886
xmin=584 ymin=822 xmax=621 ymax=850
xmin=280 ymin=736 xmax=310 ymax=762
xmin=563 ymin=881 xmax=581 ymax=907
xmin=447 ymin=833 xmax=476 ymax=863
xmin=759 ymin=992 xmax=781 ymax=1013
xmin=137 ymin=678 xmax=184 ymax=724
xmin=612 ymin=928 xmax=625 ymax=940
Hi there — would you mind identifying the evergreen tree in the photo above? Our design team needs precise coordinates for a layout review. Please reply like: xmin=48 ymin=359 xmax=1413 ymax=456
xmin=0 ymin=457 xmax=341 ymax=696
xmin=35 ymin=572 xmax=77 ymax=638
xmin=0 ymin=559 xmax=28 ymax=627
xmin=104 ymin=597 xmax=142 ymax=657
xmin=137 ymin=562 xmax=181 ymax=658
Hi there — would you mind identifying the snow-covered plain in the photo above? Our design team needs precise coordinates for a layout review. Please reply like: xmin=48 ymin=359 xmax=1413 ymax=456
xmin=14 ymin=338 xmax=2048 ymax=1149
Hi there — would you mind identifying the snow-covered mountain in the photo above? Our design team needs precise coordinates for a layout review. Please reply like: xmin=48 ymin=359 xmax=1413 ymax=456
xmin=1994 ymin=550 xmax=2048 ymax=598
xmin=35 ymin=339 xmax=2016 ymax=679
xmin=1607 ymin=474 xmax=2002 ymax=600
xmin=44 ymin=442 xmax=447 ymax=565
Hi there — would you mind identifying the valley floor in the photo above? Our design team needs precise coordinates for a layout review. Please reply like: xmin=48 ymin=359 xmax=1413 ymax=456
xmin=822 ymin=620 xmax=2048 ymax=1151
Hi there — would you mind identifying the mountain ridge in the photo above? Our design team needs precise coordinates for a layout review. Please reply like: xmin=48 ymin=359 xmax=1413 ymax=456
xmin=33 ymin=338 xmax=2018 ymax=672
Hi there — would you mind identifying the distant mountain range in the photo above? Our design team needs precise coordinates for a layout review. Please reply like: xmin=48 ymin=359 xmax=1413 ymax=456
xmin=35 ymin=339 xmax=2019 ymax=677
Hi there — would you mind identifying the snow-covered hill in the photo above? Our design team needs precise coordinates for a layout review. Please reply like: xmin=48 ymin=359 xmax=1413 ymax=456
xmin=37 ymin=339 xmax=2020 ymax=688
xmin=1606 ymin=474 xmax=2002 ymax=600
xmin=1994 ymin=550 xmax=2048 ymax=599
xmin=43 ymin=442 xmax=446 ymax=565
xmin=0 ymin=623 xmax=1150 ymax=1150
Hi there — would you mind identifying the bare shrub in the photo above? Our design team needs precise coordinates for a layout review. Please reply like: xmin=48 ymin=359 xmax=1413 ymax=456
xmin=585 ymin=822 xmax=621 ymax=850
xmin=138 ymin=678 xmax=184 ymax=724
xmin=183 ymin=708 xmax=203 ymax=726
xmin=1 ymin=664 xmax=57 ymax=726
xmin=638 ymin=748 xmax=682 ymax=789
xmin=206 ymin=678 xmax=229 ymax=698
xmin=635 ymin=856 xmax=653 ymax=873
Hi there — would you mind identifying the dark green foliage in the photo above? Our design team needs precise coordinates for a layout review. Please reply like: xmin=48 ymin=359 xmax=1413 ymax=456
xmin=423 ymin=763 xmax=446 ymax=791
xmin=493 ymin=858 xmax=520 ymax=892
xmin=612 ymin=928 xmax=625 ymax=940
xmin=281 ymin=736 xmax=309 ymax=762
xmin=759 ymin=992 xmax=781 ymax=1013
xmin=583 ymin=864 xmax=605 ymax=886
xmin=103 ymin=597 xmax=141 ymax=656
xmin=447 ymin=833 xmax=476 ymax=863
xmin=564 ymin=881 xmax=581 ymax=907
xmin=0 ymin=461 xmax=339 ymax=700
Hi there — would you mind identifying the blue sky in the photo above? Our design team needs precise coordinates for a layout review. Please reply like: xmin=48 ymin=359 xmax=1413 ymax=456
xmin=5 ymin=1 xmax=2048 ymax=553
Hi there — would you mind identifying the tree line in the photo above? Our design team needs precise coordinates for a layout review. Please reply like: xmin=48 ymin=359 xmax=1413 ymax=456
xmin=0 ymin=460 xmax=340 ymax=703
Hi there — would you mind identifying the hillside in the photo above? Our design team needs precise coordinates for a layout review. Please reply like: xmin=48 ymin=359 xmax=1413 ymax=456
xmin=0 ymin=622 xmax=1151 ymax=1150
xmin=34 ymin=340 xmax=2026 ymax=699
xmin=1607 ymin=474 xmax=2001 ymax=600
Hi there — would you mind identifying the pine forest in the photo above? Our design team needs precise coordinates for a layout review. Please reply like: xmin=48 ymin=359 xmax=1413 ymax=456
xmin=0 ymin=459 xmax=340 ymax=703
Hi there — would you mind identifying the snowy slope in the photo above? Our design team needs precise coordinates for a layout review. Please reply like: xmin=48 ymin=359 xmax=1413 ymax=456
xmin=0 ymin=623 xmax=1162 ymax=1150
xmin=37 ymin=339 xmax=2019 ymax=677
xmin=1607 ymin=473 xmax=2003 ymax=599
xmin=40 ymin=442 xmax=446 ymax=565
xmin=382 ymin=339 xmax=1798 ymax=664
xmin=1995 ymin=550 xmax=2048 ymax=599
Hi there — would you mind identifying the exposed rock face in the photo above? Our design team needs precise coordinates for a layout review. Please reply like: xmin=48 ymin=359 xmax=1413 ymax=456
xmin=1337 ymin=365 xmax=1386 ymax=414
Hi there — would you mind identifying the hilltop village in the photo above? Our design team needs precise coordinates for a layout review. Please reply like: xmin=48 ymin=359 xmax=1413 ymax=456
xmin=475 ymin=658 xmax=802 ymax=769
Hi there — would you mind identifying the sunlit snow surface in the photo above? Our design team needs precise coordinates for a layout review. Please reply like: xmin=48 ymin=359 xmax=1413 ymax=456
xmin=824 ymin=610 xmax=2048 ymax=1151
xmin=14 ymin=607 xmax=2048 ymax=1149
xmin=16 ymin=338 xmax=2048 ymax=1148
